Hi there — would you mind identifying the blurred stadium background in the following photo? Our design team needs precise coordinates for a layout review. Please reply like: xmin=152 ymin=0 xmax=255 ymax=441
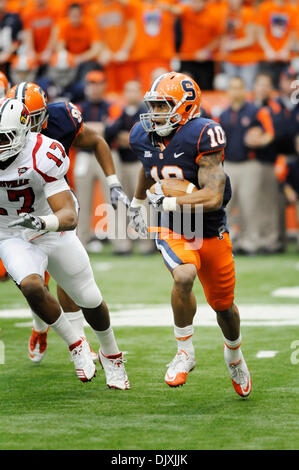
xmin=1 ymin=0 xmax=299 ymax=451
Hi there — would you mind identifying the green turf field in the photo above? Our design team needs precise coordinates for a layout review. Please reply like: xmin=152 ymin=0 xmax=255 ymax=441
xmin=0 ymin=245 xmax=299 ymax=450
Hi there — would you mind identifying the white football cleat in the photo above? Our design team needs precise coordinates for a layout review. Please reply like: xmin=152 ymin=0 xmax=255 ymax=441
xmin=225 ymin=348 xmax=252 ymax=397
xmin=82 ymin=337 xmax=98 ymax=363
xmin=90 ymin=348 xmax=98 ymax=363
xmin=28 ymin=327 xmax=49 ymax=363
xmin=165 ymin=350 xmax=196 ymax=387
xmin=69 ymin=338 xmax=96 ymax=382
xmin=98 ymin=350 xmax=130 ymax=390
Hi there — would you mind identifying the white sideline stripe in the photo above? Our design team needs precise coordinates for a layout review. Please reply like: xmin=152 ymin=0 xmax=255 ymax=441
xmin=272 ymin=287 xmax=299 ymax=298
xmin=0 ymin=304 xmax=298 ymax=327
xmin=92 ymin=262 xmax=112 ymax=272
xmin=256 ymin=350 xmax=278 ymax=358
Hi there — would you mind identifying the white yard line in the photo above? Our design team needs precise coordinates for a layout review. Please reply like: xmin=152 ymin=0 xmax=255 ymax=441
xmin=256 ymin=351 xmax=278 ymax=358
xmin=0 ymin=304 xmax=298 ymax=327
xmin=272 ymin=287 xmax=299 ymax=298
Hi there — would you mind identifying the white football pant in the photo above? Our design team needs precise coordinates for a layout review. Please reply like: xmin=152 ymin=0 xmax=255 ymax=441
xmin=0 ymin=230 xmax=103 ymax=308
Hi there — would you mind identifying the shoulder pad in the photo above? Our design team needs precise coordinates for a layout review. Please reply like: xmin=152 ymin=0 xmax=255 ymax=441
xmin=49 ymin=101 xmax=83 ymax=135
xmin=31 ymin=133 xmax=70 ymax=182
xmin=195 ymin=119 xmax=226 ymax=162
xmin=129 ymin=122 xmax=146 ymax=151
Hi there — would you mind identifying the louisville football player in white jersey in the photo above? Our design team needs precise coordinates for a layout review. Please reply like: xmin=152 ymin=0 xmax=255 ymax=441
xmin=0 ymin=98 xmax=130 ymax=390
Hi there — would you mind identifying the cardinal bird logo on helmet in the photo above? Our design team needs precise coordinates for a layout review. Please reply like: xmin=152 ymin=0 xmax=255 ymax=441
xmin=20 ymin=106 xmax=30 ymax=125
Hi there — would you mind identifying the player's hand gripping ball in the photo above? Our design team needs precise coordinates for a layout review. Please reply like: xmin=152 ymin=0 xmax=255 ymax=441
xmin=151 ymin=179 xmax=197 ymax=197
xmin=147 ymin=178 xmax=197 ymax=211
xmin=128 ymin=204 xmax=148 ymax=237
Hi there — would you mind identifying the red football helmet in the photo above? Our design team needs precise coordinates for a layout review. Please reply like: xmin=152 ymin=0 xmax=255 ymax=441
xmin=140 ymin=71 xmax=201 ymax=136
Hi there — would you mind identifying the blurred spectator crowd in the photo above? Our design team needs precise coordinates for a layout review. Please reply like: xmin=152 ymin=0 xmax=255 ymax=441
xmin=1 ymin=0 xmax=299 ymax=256
xmin=1 ymin=0 xmax=299 ymax=95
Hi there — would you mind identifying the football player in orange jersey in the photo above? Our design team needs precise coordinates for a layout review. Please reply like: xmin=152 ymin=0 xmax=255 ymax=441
xmin=129 ymin=72 xmax=252 ymax=397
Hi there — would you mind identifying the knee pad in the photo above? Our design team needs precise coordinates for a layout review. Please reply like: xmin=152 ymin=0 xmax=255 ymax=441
xmin=77 ymin=279 xmax=103 ymax=309
xmin=67 ymin=267 xmax=103 ymax=309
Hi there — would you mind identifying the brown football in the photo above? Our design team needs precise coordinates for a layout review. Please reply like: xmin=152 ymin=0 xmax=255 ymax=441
xmin=150 ymin=178 xmax=197 ymax=197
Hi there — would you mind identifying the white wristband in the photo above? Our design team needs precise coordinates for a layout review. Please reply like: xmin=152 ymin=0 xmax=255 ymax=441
xmin=106 ymin=174 xmax=120 ymax=187
xmin=39 ymin=214 xmax=60 ymax=231
xmin=131 ymin=197 xmax=146 ymax=208
xmin=162 ymin=197 xmax=177 ymax=212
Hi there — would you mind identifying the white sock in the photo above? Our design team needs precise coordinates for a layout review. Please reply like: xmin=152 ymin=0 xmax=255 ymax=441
xmin=174 ymin=324 xmax=194 ymax=356
xmin=50 ymin=312 xmax=80 ymax=347
xmin=94 ymin=325 xmax=120 ymax=356
xmin=64 ymin=310 xmax=85 ymax=338
xmin=223 ymin=335 xmax=242 ymax=364
xmin=31 ymin=310 xmax=48 ymax=333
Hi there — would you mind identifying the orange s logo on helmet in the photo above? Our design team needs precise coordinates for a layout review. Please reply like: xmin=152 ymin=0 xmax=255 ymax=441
xmin=6 ymin=82 xmax=48 ymax=132
xmin=154 ymin=72 xmax=201 ymax=124
xmin=140 ymin=72 xmax=201 ymax=136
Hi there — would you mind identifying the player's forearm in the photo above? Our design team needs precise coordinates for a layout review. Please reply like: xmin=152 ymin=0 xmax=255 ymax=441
xmin=75 ymin=126 xmax=115 ymax=176
xmin=46 ymin=191 xmax=78 ymax=231
xmin=49 ymin=208 xmax=78 ymax=231
xmin=134 ymin=168 xmax=154 ymax=200
xmin=93 ymin=137 xmax=116 ymax=177
xmin=175 ymin=187 xmax=224 ymax=212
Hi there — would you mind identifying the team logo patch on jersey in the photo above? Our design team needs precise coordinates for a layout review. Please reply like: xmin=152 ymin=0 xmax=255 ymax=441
xmin=144 ymin=151 xmax=152 ymax=158
xmin=18 ymin=167 xmax=29 ymax=176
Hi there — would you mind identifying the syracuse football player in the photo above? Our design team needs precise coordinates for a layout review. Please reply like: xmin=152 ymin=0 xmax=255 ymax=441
xmin=5 ymin=82 xmax=130 ymax=388
xmin=129 ymin=72 xmax=252 ymax=398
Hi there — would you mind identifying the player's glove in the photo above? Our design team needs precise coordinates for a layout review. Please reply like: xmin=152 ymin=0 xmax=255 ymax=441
xmin=110 ymin=185 xmax=130 ymax=210
xmin=107 ymin=175 xmax=130 ymax=209
xmin=146 ymin=181 xmax=165 ymax=211
xmin=128 ymin=200 xmax=148 ymax=238
xmin=8 ymin=213 xmax=45 ymax=231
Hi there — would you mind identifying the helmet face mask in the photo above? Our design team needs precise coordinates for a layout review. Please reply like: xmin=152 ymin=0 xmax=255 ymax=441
xmin=140 ymin=72 xmax=201 ymax=136
xmin=30 ymin=107 xmax=48 ymax=133
xmin=140 ymin=94 xmax=181 ymax=136
xmin=0 ymin=99 xmax=31 ymax=162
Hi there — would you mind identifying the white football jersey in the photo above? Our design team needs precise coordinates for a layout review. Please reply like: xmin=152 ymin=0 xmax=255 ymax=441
xmin=0 ymin=132 xmax=70 ymax=240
